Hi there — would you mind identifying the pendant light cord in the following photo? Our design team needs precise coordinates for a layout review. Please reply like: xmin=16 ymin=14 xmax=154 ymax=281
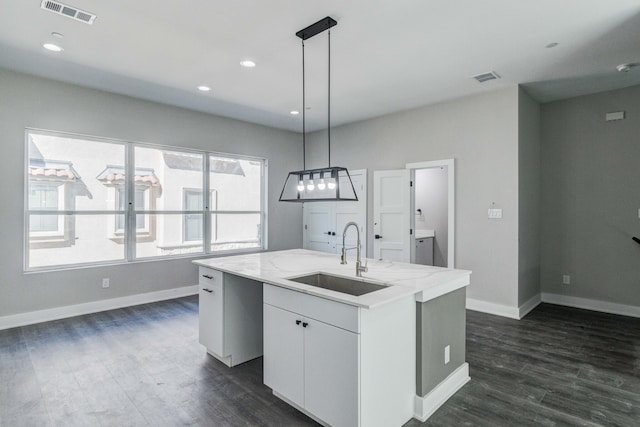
xmin=327 ymin=29 xmax=331 ymax=168
xmin=302 ymin=40 xmax=306 ymax=170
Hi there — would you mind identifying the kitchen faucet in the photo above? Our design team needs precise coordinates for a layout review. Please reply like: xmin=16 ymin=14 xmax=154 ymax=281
xmin=341 ymin=221 xmax=368 ymax=277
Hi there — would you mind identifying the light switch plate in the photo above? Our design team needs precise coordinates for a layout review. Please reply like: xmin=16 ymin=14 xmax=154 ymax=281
xmin=605 ymin=111 xmax=625 ymax=121
xmin=488 ymin=208 xmax=503 ymax=219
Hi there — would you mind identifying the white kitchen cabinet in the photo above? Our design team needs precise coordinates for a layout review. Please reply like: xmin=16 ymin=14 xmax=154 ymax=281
xmin=304 ymin=312 xmax=359 ymax=427
xmin=263 ymin=304 xmax=305 ymax=407
xmin=263 ymin=290 xmax=359 ymax=427
xmin=198 ymin=267 xmax=263 ymax=367
xmin=198 ymin=268 xmax=224 ymax=355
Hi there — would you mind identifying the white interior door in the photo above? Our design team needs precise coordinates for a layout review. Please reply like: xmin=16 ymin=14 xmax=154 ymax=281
xmin=303 ymin=202 xmax=336 ymax=253
xmin=335 ymin=170 xmax=367 ymax=259
xmin=303 ymin=169 xmax=367 ymax=255
xmin=373 ymin=169 xmax=411 ymax=262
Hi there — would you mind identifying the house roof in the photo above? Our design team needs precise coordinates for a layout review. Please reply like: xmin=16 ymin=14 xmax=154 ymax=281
xmin=28 ymin=160 xmax=78 ymax=182
xmin=96 ymin=166 xmax=159 ymax=186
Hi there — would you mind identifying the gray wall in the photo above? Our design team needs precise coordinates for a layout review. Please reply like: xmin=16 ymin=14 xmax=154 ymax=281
xmin=415 ymin=167 xmax=448 ymax=267
xmin=0 ymin=69 xmax=302 ymax=318
xmin=309 ymin=86 xmax=521 ymax=307
xmin=518 ymin=88 xmax=541 ymax=305
xmin=416 ymin=287 xmax=466 ymax=396
xmin=540 ymin=84 xmax=640 ymax=306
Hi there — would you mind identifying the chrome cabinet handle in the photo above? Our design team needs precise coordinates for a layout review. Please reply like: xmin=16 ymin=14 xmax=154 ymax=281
xmin=202 ymin=274 xmax=214 ymax=279
xmin=202 ymin=288 xmax=213 ymax=293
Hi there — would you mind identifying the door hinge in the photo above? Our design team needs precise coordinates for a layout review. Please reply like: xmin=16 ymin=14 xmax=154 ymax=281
xmin=410 ymin=228 xmax=413 ymax=235
xmin=410 ymin=180 xmax=413 ymax=187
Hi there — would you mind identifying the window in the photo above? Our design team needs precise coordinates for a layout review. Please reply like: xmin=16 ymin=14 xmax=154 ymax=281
xmin=25 ymin=129 xmax=267 ymax=271
xmin=115 ymin=188 xmax=148 ymax=232
xmin=183 ymin=189 xmax=204 ymax=242
xmin=27 ymin=133 xmax=126 ymax=268
xmin=29 ymin=182 xmax=61 ymax=233
xmin=209 ymin=155 xmax=263 ymax=252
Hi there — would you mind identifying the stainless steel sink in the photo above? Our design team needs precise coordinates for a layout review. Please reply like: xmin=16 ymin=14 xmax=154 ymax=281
xmin=288 ymin=273 xmax=387 ymax=296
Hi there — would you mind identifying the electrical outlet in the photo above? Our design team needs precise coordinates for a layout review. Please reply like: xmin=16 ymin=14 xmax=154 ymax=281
xmin=102 ymin=278 xmax=110 ymax=288
xmin=562 ymin=275 xmax=570 ymax=285
xmin=444 ymin=345 xmax=450 ymax=364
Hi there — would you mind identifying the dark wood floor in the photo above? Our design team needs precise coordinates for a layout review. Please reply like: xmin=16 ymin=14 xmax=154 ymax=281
xmin=1 ymin=297 xmax=639 ymax=426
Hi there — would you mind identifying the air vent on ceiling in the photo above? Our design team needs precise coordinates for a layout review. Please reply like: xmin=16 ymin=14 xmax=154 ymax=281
xmin=472 ymin=71 xmax=501 ymax=83
xmin=41 ymin=0 xmax=96 ymax=24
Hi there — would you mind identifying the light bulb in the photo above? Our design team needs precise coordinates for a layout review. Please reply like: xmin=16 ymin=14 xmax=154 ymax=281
xmin=42 ymin=43 xmax=63 ymax=52
xmin=306 ymin=180 xmax=315 ymax=191
xmin=317 ymin=178 xmax=326 ymax=190
xmin=297 ymin=180 xmax=304 ymax=192
xmin=327 ymin=179 xmax=336 ymax=190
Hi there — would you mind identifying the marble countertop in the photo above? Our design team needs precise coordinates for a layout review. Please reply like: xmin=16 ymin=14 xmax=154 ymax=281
xmin=194 ymin=249 xmax=471 ymax=309
xmin=415 ymin=229 xmax=435 ymax=239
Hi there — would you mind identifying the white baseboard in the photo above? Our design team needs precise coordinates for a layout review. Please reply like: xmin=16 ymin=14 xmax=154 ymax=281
xmin=466 ymin=298 xmax=520 ymax=319
xmin=467 ymin=292 xmax=640 ymax=321
xmin=542 ymin=293 xmax=640 ymax=318
xmin=518 ymin=293 xmax=542 ymax=319
xmin=0 ymin=285 xmax=198 ymax=331
xmin=414 ymin=363 xmax=470 ymax=422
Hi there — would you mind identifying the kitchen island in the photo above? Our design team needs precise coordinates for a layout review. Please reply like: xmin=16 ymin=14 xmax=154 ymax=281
xmin=194 ymin=249 xmax=471 ymax=426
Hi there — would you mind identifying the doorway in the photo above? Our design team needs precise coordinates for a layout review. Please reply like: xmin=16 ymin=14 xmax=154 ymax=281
xmin=407 ymin=159 xmax=455 ymax=268
xmin=372 ymin=160 xmax=455 ymax=267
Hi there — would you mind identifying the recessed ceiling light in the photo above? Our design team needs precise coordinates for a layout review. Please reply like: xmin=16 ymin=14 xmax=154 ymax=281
xmin=197 ymin=85 xmax=211 ymax=92
xmin=290 ymin=110 xmax=300 ymax=115
xmin=42 ymin=42 xmax=63 ymax=52
xmin=51 ymin=32 xmax=64 ymax=39
xmin=240 ymin=60 xmax=256 ymax=68
xmin=545 ymin=42 xmax=559 ymax=49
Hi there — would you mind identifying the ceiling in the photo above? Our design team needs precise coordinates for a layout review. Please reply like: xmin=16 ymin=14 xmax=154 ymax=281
xmin=1 ymin=0 xmax=640 ymax=133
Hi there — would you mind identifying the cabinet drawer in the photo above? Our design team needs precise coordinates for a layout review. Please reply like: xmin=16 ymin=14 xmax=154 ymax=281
xmin=264 ymin=283 xmax=360 ymax=333
xmin=199 ymin=267 xmax=223 ymax=285
xmin=199 ymin=269 xmax=224 ymax=355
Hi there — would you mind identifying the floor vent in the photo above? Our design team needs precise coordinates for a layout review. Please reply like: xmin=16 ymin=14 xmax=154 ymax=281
xmin=41 ymin=0 xmax=97 ymax=24
xmin=472 ymin=71 xmax=501 ymax=83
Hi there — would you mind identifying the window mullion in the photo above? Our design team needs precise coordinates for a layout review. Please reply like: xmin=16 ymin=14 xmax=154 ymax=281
xmin=203 ymin=154 xmax=211 ymax=253
xmin=261 ymin=159 xmax=267 ymax=249
xmin=125 ymin=143 xmax=135 ymax=261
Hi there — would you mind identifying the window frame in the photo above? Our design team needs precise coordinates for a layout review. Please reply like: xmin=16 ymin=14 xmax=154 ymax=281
xmin=24 ymin=128 xmax=268 ymax=272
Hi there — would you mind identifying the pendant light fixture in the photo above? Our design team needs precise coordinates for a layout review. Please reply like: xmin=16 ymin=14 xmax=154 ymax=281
xmin=279 ymin=17 xmax=358 ymax=202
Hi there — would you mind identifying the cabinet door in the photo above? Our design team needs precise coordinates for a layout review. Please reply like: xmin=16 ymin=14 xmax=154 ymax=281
xmin=305 ymin=319 xmax=359 ymax=427
xmin=198 ymin=270 xmax=224 ymax=356
xmin=263 ymin=304 xmax=304 ymax=408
